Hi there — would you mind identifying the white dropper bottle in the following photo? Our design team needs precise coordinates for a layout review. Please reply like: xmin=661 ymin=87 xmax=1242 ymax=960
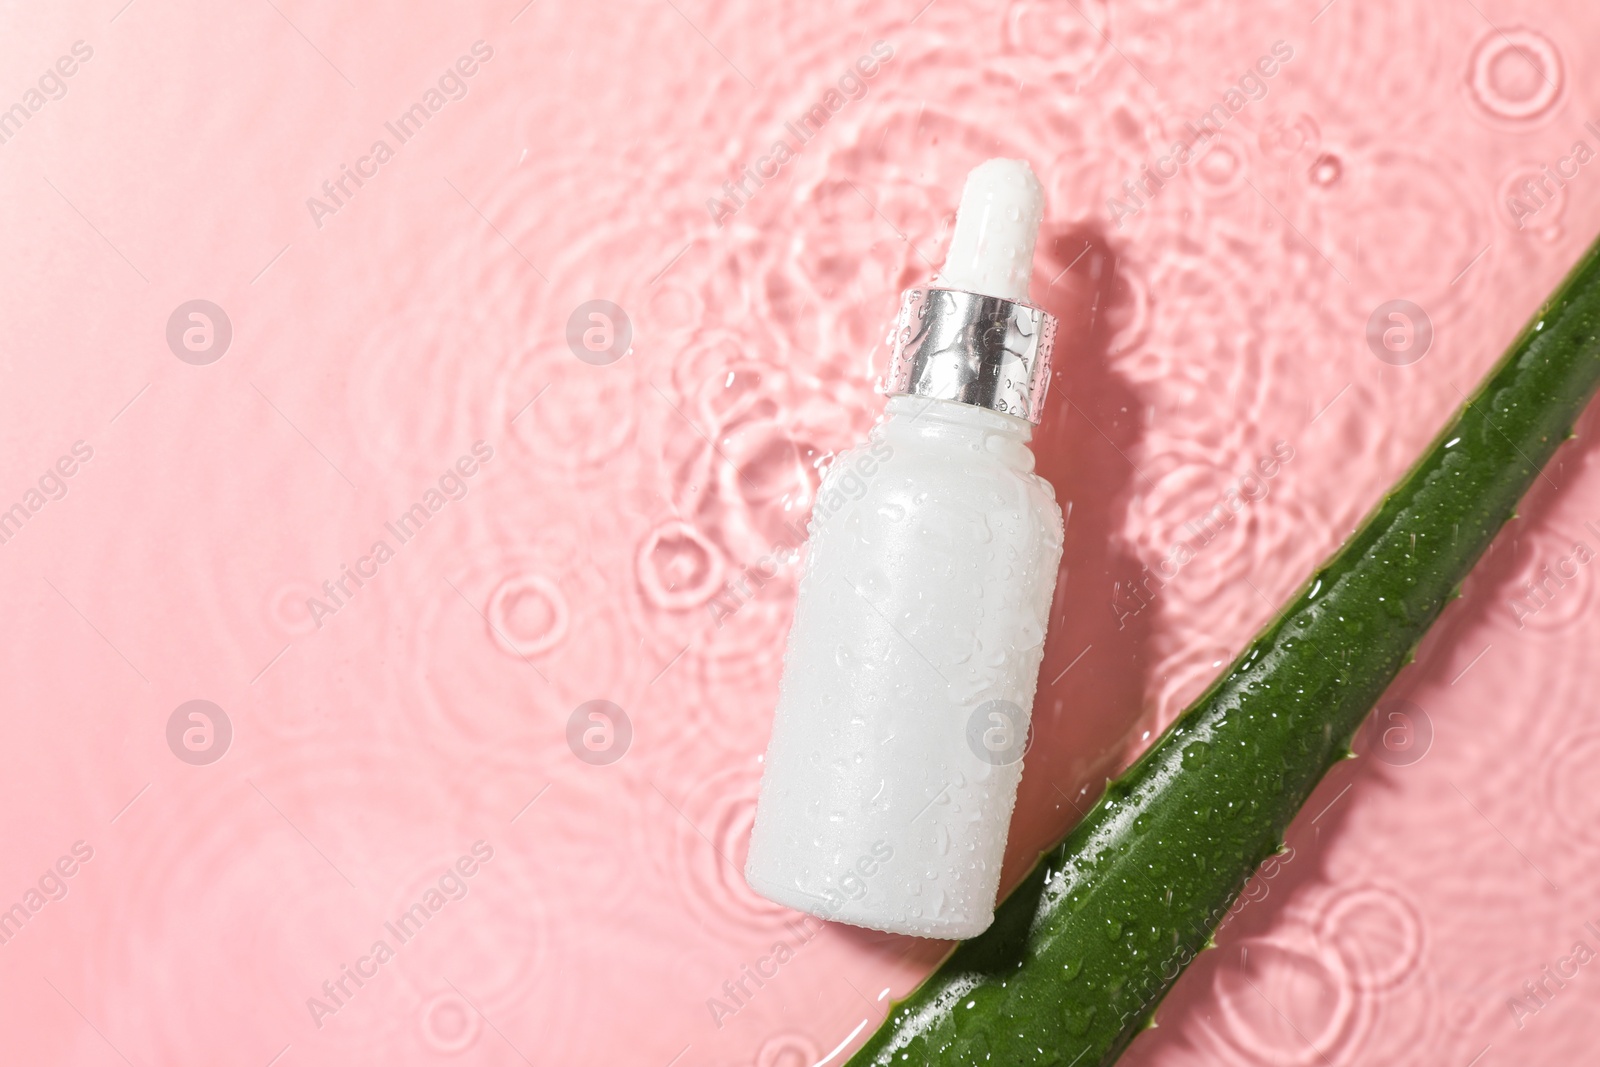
xmin=745 ymin=159 xmax=1065 ymax=938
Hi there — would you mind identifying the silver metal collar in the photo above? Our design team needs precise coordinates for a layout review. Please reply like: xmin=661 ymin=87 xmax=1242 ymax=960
xmin=884 ymin=287 xmax=1056 ymax=424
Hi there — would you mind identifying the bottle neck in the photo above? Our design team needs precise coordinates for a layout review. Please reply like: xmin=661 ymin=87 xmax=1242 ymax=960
xmin=881 ymin=395 xmax=1037 ymax=464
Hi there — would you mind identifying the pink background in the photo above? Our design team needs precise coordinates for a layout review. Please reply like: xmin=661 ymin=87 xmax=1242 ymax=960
xmin=3 ymin=1 xmax=1599 ymax=1064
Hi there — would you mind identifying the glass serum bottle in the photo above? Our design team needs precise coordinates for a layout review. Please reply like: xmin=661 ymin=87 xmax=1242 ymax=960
xmin=745 ymin=159 xmax=1065 ymax=937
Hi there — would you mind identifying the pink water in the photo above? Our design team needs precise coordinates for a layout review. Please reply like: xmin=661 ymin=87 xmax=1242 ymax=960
xmin=2 ymin=1 xmax=1599 ymax=1064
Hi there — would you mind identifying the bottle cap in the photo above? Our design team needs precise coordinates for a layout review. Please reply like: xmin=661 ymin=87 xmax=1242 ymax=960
xmin=884 ymin=159 xmax=1056 ymax=424
xmin=886 ymin=287 xmax=1056 ymax=423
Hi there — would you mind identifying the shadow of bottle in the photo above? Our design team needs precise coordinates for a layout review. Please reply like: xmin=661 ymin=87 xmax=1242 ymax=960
xmin=1002 ymin=224 xmax=1159 ymax=895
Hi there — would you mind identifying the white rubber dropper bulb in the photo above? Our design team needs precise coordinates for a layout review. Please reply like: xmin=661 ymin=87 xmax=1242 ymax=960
xmin=935 ymin=158 xmax=1045 ymax=304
